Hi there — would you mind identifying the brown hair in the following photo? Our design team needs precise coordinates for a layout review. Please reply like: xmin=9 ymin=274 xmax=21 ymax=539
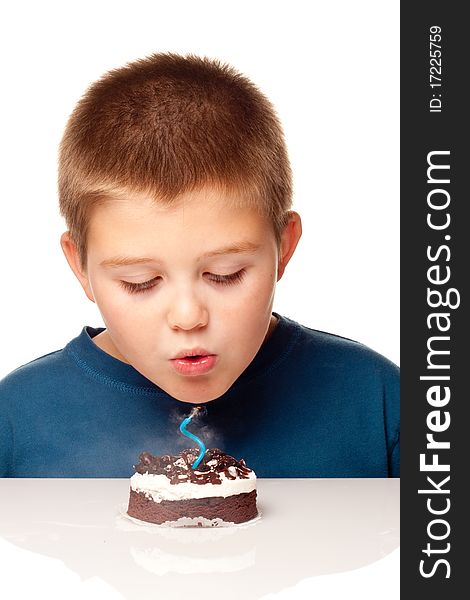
xmin=58 ymin=53 xmax=292 ymax=268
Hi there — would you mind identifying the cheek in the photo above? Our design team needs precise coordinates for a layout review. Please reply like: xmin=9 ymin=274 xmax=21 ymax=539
xmin=242 ymin=270 xmax=277 ymax=330
xmin=214 ymin=272 xmax=275 ymax=339
xmin=91 ymin=280 xmax=148 ymax=334
xmin=93 ymin=282 xmax=126 ymax=317
xmin=245 ymin=267 xmax=277 ymax=307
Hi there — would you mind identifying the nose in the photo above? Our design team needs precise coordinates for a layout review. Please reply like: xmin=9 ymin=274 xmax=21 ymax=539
xmin=167 ymin=289 xmax=209 ymax=331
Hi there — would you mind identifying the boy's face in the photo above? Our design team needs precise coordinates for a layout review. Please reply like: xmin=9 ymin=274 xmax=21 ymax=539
xmin=62 ymin=186 xmax=300 ymax=403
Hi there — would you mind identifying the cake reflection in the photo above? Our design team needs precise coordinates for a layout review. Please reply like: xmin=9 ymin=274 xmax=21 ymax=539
xmin=0 ymin=478 xmax=399 ymax=600
xmin=130 ymin=546 xmax=256 ymax=575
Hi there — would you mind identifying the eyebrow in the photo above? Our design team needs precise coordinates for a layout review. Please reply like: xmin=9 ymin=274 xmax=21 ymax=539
xmin=200 ymin=241 xmax=261 ymax=259
xmin=99 ymin=241 xmax=261 ymax=268
xmin=100 ymin=256 xmax=159 ymax=268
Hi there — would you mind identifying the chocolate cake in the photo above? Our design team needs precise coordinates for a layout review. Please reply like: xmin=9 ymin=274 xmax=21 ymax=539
xmin=127 ymin=448 xmax=258 ymax=526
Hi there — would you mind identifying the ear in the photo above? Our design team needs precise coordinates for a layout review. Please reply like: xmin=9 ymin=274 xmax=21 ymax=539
xmin=60 ymin=232 xmax=95 ymax=303
xmin=277 ymin=211 xmax=302 ymax=281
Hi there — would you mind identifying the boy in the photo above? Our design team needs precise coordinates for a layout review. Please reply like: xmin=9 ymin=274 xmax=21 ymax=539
xmin=0 ymin=53 xmax=399 ymax=477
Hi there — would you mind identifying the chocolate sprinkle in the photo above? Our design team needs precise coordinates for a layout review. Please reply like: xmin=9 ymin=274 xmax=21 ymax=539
xmin=134 ymin=448 xmax=253 ymax=485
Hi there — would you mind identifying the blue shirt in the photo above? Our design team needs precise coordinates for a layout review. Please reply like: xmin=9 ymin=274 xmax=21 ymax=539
xmin=0 ymin=314 xmax=399 ymax=478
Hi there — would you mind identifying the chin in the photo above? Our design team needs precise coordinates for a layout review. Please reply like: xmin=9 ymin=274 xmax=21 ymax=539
xmin=168 ymin=380 xmax=234 ymax=404
xmin=175 ymin=396 xmax=214 ymax=405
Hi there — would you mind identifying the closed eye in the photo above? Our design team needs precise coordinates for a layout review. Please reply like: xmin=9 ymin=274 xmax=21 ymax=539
xmin=205 ymin=269 xmax=246 ymax=286
xmin=119 ymin=269 xmax=246 ymax=295
xmin=119 ymin=276 xmax=161 ymax=294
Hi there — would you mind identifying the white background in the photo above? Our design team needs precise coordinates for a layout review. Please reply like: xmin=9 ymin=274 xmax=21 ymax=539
xmin=0 ymin=0 xmax=399 ymax=378
xmin=0 ymin=1 xmax=399 ymax=597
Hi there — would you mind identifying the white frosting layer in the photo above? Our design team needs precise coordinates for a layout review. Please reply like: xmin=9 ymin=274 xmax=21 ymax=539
xmin=130 ymin=470 xmax=256 ymax=503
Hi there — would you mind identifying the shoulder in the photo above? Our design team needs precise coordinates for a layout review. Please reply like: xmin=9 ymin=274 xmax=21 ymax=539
xmin=0 ymin=340 xmax=81 ymax=418
xmin=1 ymin=347 xmax=69 ymax=395
xmin=282 ymin=315 xmax=399 ymax=381
xmin=0 ymin=347 xmax=67 ymax=476
xmin=277 ymin=316 xmax=400 ymax=476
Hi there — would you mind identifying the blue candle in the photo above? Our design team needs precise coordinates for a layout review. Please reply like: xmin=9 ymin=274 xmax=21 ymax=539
xmin=179 ymin=407 xmax=206 ymax=470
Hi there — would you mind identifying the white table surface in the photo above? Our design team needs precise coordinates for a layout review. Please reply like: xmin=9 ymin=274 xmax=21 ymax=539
xmin=0 ymin=478 xmax=399 ymax=599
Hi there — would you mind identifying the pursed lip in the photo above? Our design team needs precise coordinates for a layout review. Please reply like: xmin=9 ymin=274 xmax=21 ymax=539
xmin=172 ymin=347 xmax=213 ymax=360
xmin=170 ymin=348 xmax=218 ymax=376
